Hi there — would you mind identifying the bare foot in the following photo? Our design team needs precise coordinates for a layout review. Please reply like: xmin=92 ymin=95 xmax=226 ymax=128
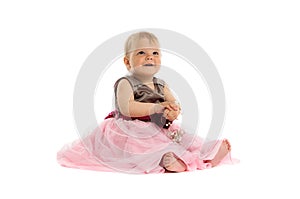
xmin=161 ymin=152 xmax=187 ymax=172
xmin=204 ymin=139 xmax=231 ymax=167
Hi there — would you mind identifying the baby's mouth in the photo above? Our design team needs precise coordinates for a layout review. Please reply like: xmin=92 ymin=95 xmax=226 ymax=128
xmin=143 ymin=64 xmax=154 ymax=67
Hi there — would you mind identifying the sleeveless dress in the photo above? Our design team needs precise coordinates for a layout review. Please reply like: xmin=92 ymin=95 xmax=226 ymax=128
xmin=57 ymin=75 xmax=233 ymax=174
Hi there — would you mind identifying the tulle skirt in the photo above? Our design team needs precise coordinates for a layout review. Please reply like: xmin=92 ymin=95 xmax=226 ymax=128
xmin=57 ymin=118 xmax=233 ymax=174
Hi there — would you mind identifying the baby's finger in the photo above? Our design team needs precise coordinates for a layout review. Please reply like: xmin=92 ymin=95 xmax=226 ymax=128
xmin=164 ymin=105 xmax=173 ymax=111
xmin=170 ymin=104 xmax=179 ymax=111
xmin=163 ymin=109 xmax=170 ymax=117
xmin=167 ymin=111 xmax=177 ymax=121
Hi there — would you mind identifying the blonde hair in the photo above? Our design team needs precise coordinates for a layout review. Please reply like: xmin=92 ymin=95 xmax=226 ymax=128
xmin=124 ymin=31 xmax=160 ymax=56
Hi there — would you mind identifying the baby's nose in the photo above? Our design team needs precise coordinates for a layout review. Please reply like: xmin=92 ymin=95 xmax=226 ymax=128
xmin=146 ymin=56 xmax=153 ymax=60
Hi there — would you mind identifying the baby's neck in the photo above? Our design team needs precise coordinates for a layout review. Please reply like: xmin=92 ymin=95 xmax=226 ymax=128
xmin=132 ymin=74 xmax=153 ymax=84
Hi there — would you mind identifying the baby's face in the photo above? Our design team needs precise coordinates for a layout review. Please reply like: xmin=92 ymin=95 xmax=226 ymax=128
xmin=125 ymin=38 xmax=161 ymax=77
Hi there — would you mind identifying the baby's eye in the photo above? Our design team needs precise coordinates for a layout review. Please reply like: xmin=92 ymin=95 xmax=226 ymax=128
xmin=137 ymin=51 xmax=145 ymax=55
xmin=153 ymin=51 xmax=159 ymax=56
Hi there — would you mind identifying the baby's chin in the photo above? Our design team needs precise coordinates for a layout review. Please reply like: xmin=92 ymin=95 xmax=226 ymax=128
xmin=131 ymin=66 xmax=160 ymax=75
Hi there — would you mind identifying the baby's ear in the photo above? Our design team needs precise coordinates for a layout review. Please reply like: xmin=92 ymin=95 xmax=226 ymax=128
xmin=123 ymin=56 xmax=131 ymax=70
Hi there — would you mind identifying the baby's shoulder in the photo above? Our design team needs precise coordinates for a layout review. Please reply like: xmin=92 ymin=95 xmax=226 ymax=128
xmin=114 ymin=77 xmax=131 ymax=89
xmin=114 ymin=76 xmax=136 ymax=88
xmin=154 ymin=77 xmax=166 ymax=86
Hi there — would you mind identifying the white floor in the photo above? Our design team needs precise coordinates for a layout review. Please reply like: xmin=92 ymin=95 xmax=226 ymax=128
xmin=1 ymin=1 xmax=300 ymax=199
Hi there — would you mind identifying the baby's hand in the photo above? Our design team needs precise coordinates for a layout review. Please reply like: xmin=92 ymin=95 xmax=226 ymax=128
xmin=160 ymin=101 xmax=180 ymax=111
xmin=163 ymin=108 xmax=180 ymax=121
xmin=162 ymin=102 xmax=181 ymax=121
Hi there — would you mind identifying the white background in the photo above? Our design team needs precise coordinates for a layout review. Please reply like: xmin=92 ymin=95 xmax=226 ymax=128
xmin=1 ymin=0 xmax=299 ymax=199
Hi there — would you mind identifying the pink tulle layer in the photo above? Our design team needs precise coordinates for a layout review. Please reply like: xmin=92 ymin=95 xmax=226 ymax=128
xmin=57 ymin=118 xmax=235 ymax=174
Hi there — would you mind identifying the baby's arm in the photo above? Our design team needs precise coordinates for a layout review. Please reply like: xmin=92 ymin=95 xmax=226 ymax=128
xmin=163 ymin=84 xmax=181 ymax=121
xmin=116 ymin=79 xmax=164 ymax=117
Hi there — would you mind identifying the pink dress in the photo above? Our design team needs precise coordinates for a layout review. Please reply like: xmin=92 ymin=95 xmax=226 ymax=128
xmin=57 ymin=76 xmax=234 ymax=174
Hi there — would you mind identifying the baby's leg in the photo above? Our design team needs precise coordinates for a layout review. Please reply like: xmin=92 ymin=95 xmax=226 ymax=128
xmin=160 ymin=152 xmax=187 ymax=172
xmin=204 ymin=139 xmax=231 ymax=167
